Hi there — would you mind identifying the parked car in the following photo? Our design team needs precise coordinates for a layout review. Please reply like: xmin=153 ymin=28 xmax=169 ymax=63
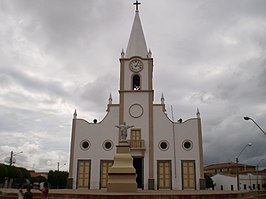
xmin=12 ymin=178 xmax=31 ymax=189
xmin=33 ymin=182 xmax=40 ymax=189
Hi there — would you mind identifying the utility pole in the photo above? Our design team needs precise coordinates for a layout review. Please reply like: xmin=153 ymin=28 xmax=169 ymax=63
xmin=9 ymin=151 xmax=13 ymax=166
xmin=9 ymin=151 xmax=23 ymax=166
xmin=236 ymin=143 xmax=252 ymax=191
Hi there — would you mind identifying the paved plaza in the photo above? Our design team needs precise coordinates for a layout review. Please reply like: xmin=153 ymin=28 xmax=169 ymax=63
xmin=1 ymin=188 xmax=266 ymax=199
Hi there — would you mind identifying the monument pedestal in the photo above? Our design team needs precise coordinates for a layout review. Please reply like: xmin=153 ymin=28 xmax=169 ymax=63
xmin=107 ymin=142 xmax=137 ymax=192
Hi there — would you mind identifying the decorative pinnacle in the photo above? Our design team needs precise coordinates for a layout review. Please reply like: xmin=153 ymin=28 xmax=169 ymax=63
xmin=148 ymin=49 xmax=152 ymax=58
xmin=73 ymin=109 xmax=77 ymax=119
xmin=108 ymin=93 xmax=113 ymax=104
xmin=121 ymin=48 xmax=125 ymax=58
xmin=161 ymin=93 xmax=165 ymax=104
xmin=196 ymin=108 xmax=200 ymax=118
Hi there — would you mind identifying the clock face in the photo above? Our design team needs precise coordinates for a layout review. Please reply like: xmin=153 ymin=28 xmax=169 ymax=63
xmin=129 ymin=59 xmax=143 ymax=72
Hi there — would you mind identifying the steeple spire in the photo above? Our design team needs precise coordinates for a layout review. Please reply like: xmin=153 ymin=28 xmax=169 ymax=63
xmin=126 ymin=2 xmax=148 ymax=58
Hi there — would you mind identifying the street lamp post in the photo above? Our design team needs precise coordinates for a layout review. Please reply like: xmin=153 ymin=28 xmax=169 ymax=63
xmin=256 ymin=159 xmax=264 ymax=190
xmin=244 ymin=117 xmax=266 ymax=136
xmin=57 ymin=162 xmax=66 ymax=171
xmin=9 ymin=151 xmax=13 ymax=166
xmin=236 ymin=143 xmax=252 ymax=191
xmin=9 ymin=151 xmax=23 ymax=166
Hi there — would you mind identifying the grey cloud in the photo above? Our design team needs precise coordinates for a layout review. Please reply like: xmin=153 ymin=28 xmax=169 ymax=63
xmin=0 ymin=74 xmax=13 ymax=88
xmin=0 ymin=67 xmax=68 ymax=97
xmin=5 ymin=0 xmax=129 ymax=57
xmin=74 ymin=74 xmax=118 ymax=113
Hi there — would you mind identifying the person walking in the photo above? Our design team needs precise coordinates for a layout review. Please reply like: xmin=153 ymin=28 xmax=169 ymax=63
xmin=39 ymin=182 xmax=48 ymax=199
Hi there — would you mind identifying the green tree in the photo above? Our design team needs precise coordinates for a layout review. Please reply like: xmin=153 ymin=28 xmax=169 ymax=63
xmin=262 ymin=178 xmax=266 ymax=189
xmin=205 ymin=174 xmax=214 ymax=189
xmin=36 ymin=175 xmax=47 ymax=183
xmin=17 ymin=167 xmax=30 ymax=179
xmin=0 ymin=164 xmax=34 ymax=188
xmin=0 ymin=164 xmax=8 ymax=184
xmin=6 ymin=165 xmax=22 ymax=178
xmin=48 ymin=170 xmax=69 ymax=189
xmin=29 ymin=176 xmax=37 ymax=183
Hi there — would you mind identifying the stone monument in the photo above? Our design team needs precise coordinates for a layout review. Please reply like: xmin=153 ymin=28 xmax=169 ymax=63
xmin=107 ymin=122 xmax=137 ymax=192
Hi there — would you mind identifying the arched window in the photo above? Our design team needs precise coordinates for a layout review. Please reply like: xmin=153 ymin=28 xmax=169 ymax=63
xmin=132 ymin=75 xmax=141 ymax=90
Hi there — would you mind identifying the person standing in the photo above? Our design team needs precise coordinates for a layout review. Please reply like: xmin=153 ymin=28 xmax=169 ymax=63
xmin=23 ymin=186 xmax=32 ymax=199
xmin=17 ymin=184 xmax=24 ymax=199
xmin=39 ymin=182 xmax=48 ymax=199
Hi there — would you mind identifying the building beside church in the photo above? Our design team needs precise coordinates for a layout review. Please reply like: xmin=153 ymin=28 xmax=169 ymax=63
xmin=211 ymin=173 xmax=265 ymax=191
xmin=68 ymin=4 xmax=204 ymax=190
xmin=204 ymin=162 xmax=256 ymax=175
xmin=205 ymin=162 xmax=266 ymax=191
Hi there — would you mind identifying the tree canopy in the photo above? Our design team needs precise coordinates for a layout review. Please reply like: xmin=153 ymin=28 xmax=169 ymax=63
xmin=48 ymin=170 xmax=69 ymax=189
xmin=0 ymin=163 xmax=69 ymax=189
xmin=205 ymin=174 xmax=214 ymax=189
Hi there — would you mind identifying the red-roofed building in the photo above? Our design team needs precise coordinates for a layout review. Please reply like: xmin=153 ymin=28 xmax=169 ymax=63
xmin=204 ymin=162 xmax=256 ymax=175
xmin=29 ymin=170 xmax=48 ymax=179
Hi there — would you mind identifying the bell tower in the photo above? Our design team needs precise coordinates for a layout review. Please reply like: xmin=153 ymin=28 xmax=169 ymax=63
xmin=118 ymin=2 xmax=155 ymax=189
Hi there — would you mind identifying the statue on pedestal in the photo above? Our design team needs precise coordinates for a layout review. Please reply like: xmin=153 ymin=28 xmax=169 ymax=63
xmin=109 ymin=121 xmax=137 ymax=192
xmin=115 ymin=122 xmax=134 ymax=142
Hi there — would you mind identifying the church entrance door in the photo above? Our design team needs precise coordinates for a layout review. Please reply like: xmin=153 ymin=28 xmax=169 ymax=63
xmin=77 ymin=160 xmax=91 ymax=189
xmin=100 ymin=160 xmax=113 ymax=189
xmin=157 ymin=160 xmax=172 ymax=189
xmin=182 ymin=160 xmax=196 ymax=190
xmin=133 ymin=157 xmax=143 ymax=189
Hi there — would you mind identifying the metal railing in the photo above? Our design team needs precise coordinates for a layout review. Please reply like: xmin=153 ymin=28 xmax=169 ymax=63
xmin=128 ymin=140 xmax=145 ymax=150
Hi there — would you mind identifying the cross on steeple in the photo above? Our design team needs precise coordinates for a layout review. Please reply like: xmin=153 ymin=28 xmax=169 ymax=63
xmin=133 ymin=0 xmax=141 ymax=11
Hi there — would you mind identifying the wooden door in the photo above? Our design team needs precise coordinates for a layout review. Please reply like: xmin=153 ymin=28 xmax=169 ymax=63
xmin=182 ymin=160 xmax=196 ymax=190
xmin=158 ymin=160 xmax=171 ymax=189
xmin=77 ymin=160 xmax=91 ymax=188
xmin=100 ymin=160 xmax=113 ymax=188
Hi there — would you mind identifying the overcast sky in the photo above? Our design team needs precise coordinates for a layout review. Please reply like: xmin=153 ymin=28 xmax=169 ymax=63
xmin=0 ymin=0 xmax=266 ymax=172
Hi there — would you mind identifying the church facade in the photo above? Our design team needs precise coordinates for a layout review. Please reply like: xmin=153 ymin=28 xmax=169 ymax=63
xmin=68 ymin=6 xmax=205 ymax=190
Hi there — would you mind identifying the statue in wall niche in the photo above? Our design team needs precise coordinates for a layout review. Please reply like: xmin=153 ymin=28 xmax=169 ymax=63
xmin=115 ymin=122 xmax=134 ymax=142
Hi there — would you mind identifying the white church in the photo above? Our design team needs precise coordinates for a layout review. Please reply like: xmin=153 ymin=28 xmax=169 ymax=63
xmin=68 ymin=2 xmax=205 ymax=190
